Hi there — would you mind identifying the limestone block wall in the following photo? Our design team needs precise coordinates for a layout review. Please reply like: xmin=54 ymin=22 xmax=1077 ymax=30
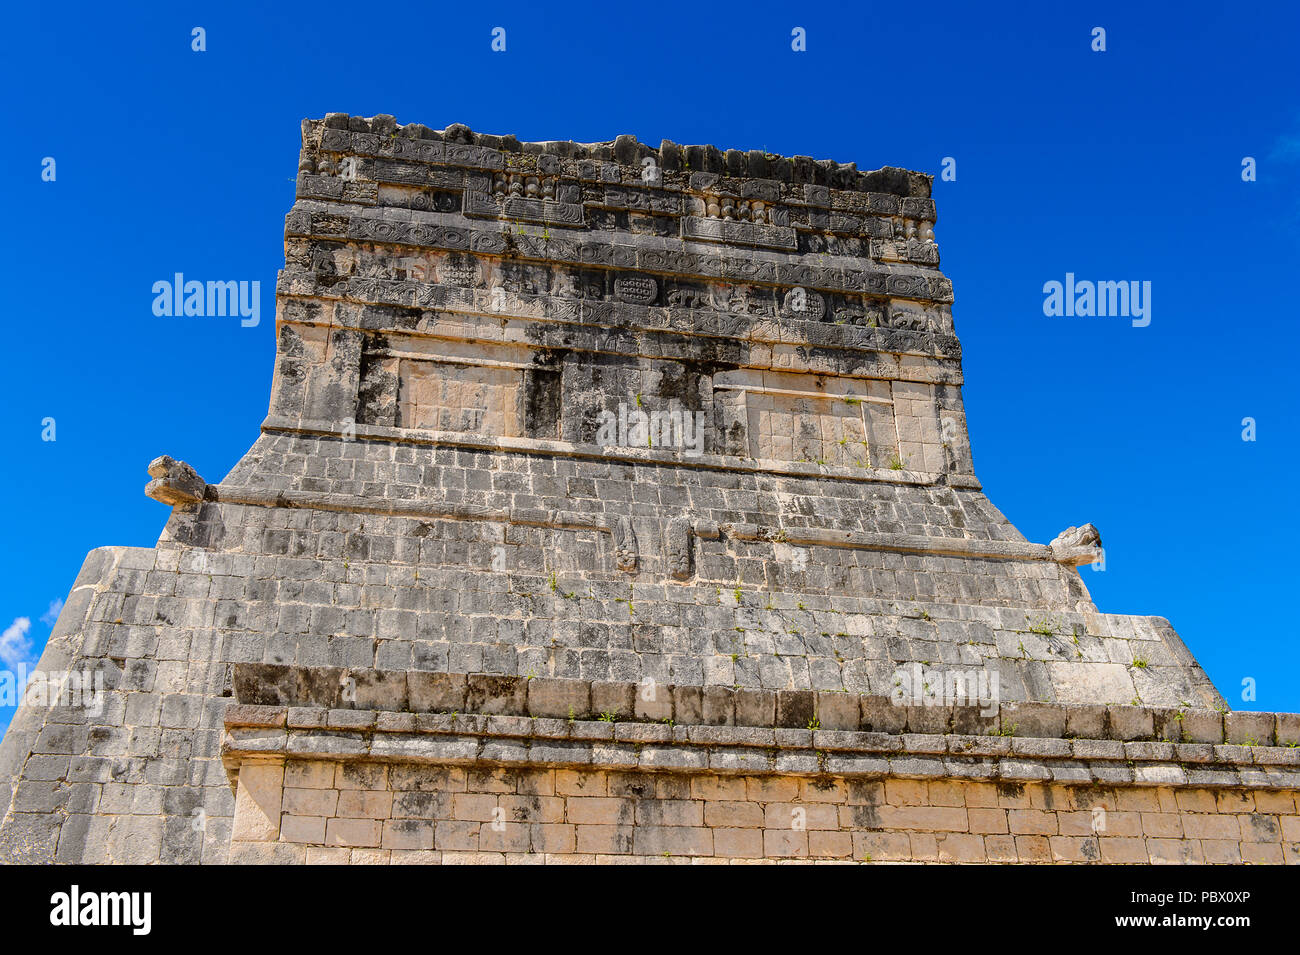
xmin=221 ymin=669 xmax=1300 ymax=865
xmin=0 ymin=116 xmax=1269 ymax=865
xmin=229 ymin=762 xmax=1300 ymax=865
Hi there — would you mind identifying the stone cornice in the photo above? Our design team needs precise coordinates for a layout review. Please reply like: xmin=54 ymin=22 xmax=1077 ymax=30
xmin=226 ymin=666 xmax=1296 ymax=746
xmin=252 ymin=414 xmax=965 ymax=488
xmin=284 ymin=201 xmax=955 ymax=306
xmin=273 ymin=275 xmax=964 ymax=368
xmin=306 ymin=114 xmax=935 ymax=202
xmin=222 ymin=689 xmax=1300 ymax=792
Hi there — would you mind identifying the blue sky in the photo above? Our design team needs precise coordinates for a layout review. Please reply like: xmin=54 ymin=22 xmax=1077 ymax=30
xmin=2 ymin=1 xmax=1297 ymax=733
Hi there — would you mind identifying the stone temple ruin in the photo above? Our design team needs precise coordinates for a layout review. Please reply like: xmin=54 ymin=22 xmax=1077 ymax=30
xmin=2 ymin=114 xmax=1297 ymax=865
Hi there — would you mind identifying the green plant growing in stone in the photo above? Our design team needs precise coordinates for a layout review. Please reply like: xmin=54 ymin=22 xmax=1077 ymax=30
xmin=807 ymin=718 xmax=821 ymax=731
xmin=994 ymin=723 xmax=1017 ymax=738
xmin=598 ymin=711 xmax=617 ymax=723
xmin=1027 ymin=617 xmax=1058 ymax=636
xmin=1131 ymin=657 xmax=1149 ymax=669
xmin=887 ymin=453 xmax=905 ymax=470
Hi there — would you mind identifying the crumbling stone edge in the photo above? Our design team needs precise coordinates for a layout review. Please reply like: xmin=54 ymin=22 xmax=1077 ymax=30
xmin=222 ymin=705 xmax=1300 ymax=794
xmin=224 ymin=665 xmax=1300 ymax=792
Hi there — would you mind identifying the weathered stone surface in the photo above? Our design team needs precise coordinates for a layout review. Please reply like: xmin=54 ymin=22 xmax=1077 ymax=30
xmin=0 ymin=115 xmax=1269 ymax=866
xmin=144 ymin=456 xmax=207 ymax=506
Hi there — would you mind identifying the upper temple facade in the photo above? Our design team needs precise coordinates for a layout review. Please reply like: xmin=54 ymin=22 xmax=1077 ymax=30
xmin=255 ymin=112 xmax=1217 ymax=710
xmin=7 ymin=116 xmax=1291 ymax=868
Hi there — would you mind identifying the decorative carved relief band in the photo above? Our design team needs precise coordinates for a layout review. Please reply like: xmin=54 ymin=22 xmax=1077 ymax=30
xmin=682 ymin=216 xmax=798 ymax=251
xmin=290 ymin=211 xmax=953 ymax=304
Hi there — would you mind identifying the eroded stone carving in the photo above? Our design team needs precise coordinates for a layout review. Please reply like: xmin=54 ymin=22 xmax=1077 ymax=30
xmin=666 ymin=518 xmax=693 ymax=580
xmin=782 ymin=287 xmax=826 ymax=320
xmin=144 ymin=456 xmax=206 ymax=506
xmin=612 ymin=516 xmax=638 ymax=573
xmin=613 ymin=274 xmax=657 ymax=305
xmin=1050 ymin=523 xmax=1103 ymax=566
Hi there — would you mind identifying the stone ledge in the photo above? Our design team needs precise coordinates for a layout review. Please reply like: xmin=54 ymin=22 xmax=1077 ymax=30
xmin=214 ymin=457 xmax=1005 ymax=551
xmin=220 ymin=709 xmax=1300 ymax=791
xmin=284 ymin=203 xmax=954 ymax=304
xmin=252 ymin=416 xmax=945 ymax=489
xmin=228 ymin=664 xmax=1296 ymax=748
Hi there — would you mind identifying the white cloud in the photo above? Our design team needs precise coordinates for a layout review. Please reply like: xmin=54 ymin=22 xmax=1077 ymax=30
xmin=0 ymin=617 xmax=33 ymax=671
xmin=39 ymin=599 xmax=63 ymax=627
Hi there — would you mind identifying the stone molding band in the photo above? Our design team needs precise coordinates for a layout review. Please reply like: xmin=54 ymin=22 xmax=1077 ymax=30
xmin=255 ymin=414 xmax=980 ymax=489
xmin=285 ymin=203 xmax=955 ymax=306
xmin=274 ymin=276 xmax=964 ymax=369
xmin=222 ymin=666 xmax=1300 ymax=792
xmin=226 ymin=666 xmax=1298 ymax=749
